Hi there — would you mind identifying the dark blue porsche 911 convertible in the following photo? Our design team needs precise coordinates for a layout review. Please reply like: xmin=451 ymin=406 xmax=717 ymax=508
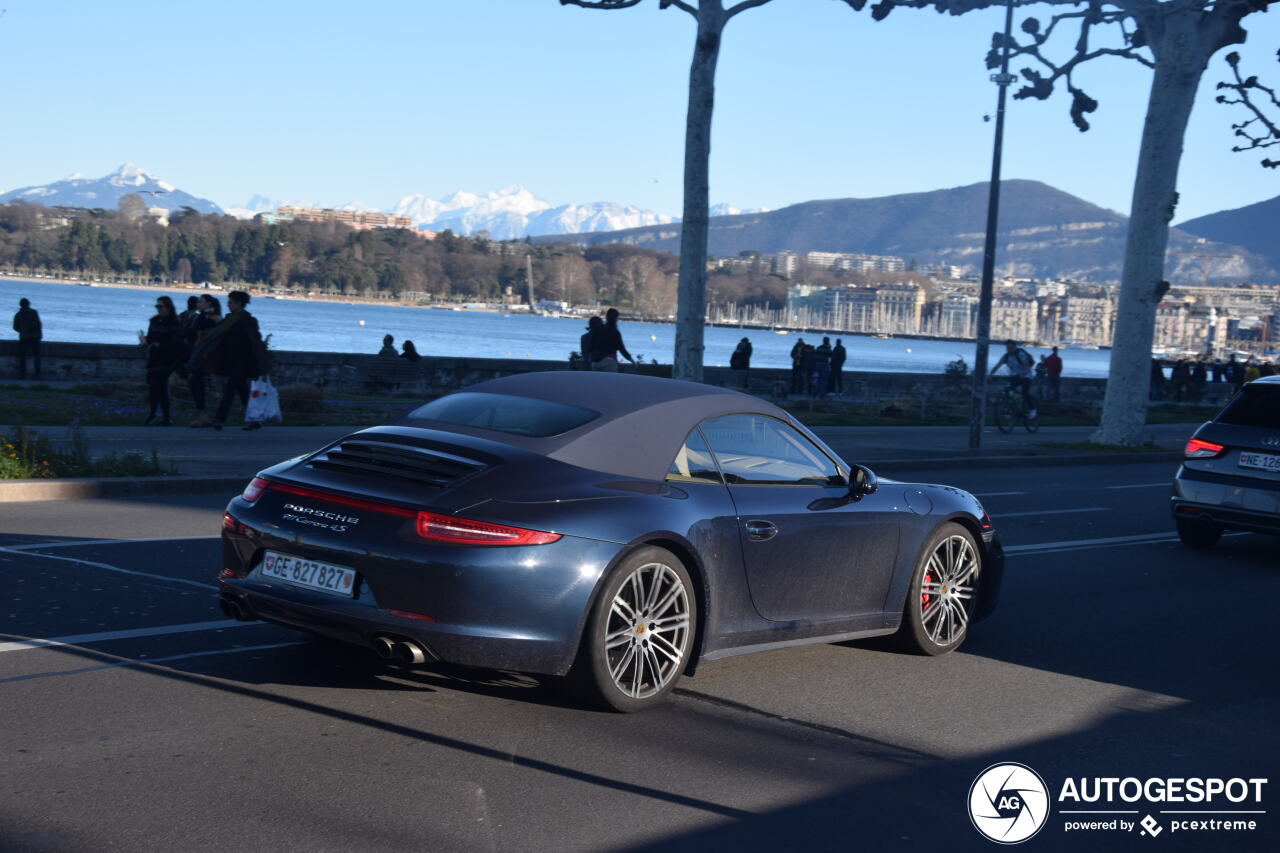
xmin=219 ymin=371 xmax=1003 ymax=711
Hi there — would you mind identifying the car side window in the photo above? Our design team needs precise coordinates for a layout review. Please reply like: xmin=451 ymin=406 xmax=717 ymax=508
xmin=666 ymin=427 xmax=723 ymax=484
xmin=699 ymin=414 xmax=843 ymax=486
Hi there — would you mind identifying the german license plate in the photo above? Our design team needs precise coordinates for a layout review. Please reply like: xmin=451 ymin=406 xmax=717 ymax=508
xmin=260 ymin=550 xmax=357 ymax=597
xmin=1238 ymin=451 xmax=1280 ymax=473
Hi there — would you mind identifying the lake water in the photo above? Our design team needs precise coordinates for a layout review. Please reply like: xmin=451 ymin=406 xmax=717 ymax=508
xmin=1 ymin=278 xmax=1114 ymax=377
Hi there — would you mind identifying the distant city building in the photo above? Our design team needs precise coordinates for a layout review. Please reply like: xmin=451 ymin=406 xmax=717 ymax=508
xmin=271 ymin=206 xmax=414 ymax=230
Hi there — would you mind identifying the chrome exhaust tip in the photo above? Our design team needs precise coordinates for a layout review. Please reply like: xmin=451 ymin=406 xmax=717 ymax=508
xmin=371 ymin=636 xmax=396 ymax=659
xmin=394 ymin=641 xmax=427 ymax=665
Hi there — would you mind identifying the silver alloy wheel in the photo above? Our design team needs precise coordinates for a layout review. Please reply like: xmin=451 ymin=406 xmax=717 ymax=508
xmin=604 ymin=561 xmax=691 ymax=700
xmin=919 ymin=534 xmax=979 ymax=647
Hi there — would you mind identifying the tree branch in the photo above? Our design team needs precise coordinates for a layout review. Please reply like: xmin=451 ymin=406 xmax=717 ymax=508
xmin=726 ymin=0 xmax=775 ymax=18
xmin=1216 ymin=49 xmax=1280 ymax=167
xmin=660 ymin=0 xmax=698 ymax=13
xmin=559 ymin=0 xmax=646 ymax=8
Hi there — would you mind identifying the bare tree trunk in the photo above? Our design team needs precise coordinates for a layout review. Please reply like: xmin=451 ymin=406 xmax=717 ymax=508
xmin=673 ymin=3 xmax=726 ymax=382
xmin=1093 ymin=16 xmax=1209 ymax=446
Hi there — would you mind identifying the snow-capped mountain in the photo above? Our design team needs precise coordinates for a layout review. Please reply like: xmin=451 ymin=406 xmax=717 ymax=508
xmin=391 ymin=185 xmax=680 ymax=239
xmin=0 ymin=164 xmax=223 ymax=214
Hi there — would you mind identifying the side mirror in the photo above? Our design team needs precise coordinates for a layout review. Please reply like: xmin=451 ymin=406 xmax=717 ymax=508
xmin=849 ymin=464 xmax=878 ymax=501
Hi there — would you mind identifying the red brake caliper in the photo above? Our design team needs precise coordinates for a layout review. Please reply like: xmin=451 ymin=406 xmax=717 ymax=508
xmin=921 ymin=570 xmax=933 ymax=610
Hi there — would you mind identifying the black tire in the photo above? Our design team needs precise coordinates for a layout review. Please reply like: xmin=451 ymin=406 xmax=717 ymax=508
xmin=1176 ymin=518 xmax=1223 ymax=549
xmin=895 ymin=523 xmax=980 ymax=656
xmin=567 ymin=546 xmax=697 ymax=712
xmin=993 ymin=396 xmax=1014 ymax=434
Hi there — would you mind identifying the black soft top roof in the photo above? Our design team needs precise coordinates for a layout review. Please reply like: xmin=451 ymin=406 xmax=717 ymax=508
xmin=398 ymin=370 xmax=793 ymax=481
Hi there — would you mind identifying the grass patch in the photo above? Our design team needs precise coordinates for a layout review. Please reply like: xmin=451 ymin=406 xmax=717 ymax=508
xmin=1 ymin=424 xmax=175 ymax=479
xmin=1035 ymin=441 xmax=1170 ymax=454
xmin=0 ymin=383 xmax=416 ymax=427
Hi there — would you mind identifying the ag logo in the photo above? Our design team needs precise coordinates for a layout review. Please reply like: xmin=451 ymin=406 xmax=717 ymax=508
xmin=969 ymin=762 xmax=1050 ymax=844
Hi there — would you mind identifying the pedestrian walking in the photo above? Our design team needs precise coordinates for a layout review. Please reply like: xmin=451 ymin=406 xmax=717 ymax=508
xmin=1211 ymin=359 xmax=1225 ymax=384
xmin=400 ymin=340 xmax=421 ymax=362
xmin=729 ymin=337 xmax=752 ymax=388
xmin=378 ymin=334 xmax=397 ymax=357
xmin=198 ymin=291 xmax=271 ymax=431
xmin=1150 ymin=358 xmax=1166 ymax=401
xmin=789 ymin=338 xmax=806 ymax=394
xmin=139 ymin=295 xmax=182 ymax=426
xmin=591 ymin=308 xmax=635 ymax=372
xmin=829 ymin=339 xmax=846 ymax=394
xmin=1044 ymin=346 xmax=1063 ymax=402
xmin=186 ymin=294 xmax=222 ymax=427
xmin=12 ymin=297 xmax=42 ymax=379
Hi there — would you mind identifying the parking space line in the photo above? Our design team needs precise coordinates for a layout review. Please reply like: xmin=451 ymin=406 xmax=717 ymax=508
xmin=0 ymin=619 xmax=253 ymax=654
xmin=4 ymin=535 xmax=219 ymax=551
xmin=1104 ymin=483 xmax=1171 ymax=490
xmin=1006 ymin=532 xmax=1178 ymax=553
xmin=997 ymin=507 xmax=1110 ymax=518
xmin=0 ymin=547 xmax=216 ymax=590
xmin=0 ymin=641 xmax=309 ymax=685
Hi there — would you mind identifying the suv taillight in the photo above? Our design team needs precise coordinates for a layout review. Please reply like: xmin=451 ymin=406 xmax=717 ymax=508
xmin=1185 ymin=438 xmax=1225 ymax=459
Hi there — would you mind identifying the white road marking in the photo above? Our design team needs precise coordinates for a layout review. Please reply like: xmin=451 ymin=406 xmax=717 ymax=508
xmin=974 ymin=491 xmax=1027 ymax=497
xmin=0 ymin=619 xmax=253 ymax=654
xmin=0 ymin=641 xmax=309 ymax=684
xmin=4 ymin=535 xmax=219 ymax=551
xmin=1008 ymin=530 xmax=1248 ymax=555
xmin=1104 ymin=483 xmax=1172 ymax=490
xmin=997 ymin=507 xmax=1110 ymax=518
xmin=0 ymin=546 xmax=215 ymax=590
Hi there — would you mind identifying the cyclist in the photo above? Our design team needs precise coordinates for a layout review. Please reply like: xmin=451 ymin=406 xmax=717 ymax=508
xmin=991 ymin=339 xmax=1037 ymax=419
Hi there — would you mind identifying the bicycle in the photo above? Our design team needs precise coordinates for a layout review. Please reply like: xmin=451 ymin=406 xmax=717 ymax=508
xmin=992 ymin=381 xmax=1040 ymax=434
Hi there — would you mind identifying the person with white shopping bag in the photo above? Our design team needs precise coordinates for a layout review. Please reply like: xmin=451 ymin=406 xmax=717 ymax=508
xmin=195 ymin=291 xmax=272 ymax=432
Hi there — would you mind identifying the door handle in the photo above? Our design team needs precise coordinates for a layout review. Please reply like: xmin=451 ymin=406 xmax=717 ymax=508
xmin=745 ymin=520 xmax=778 ymax=541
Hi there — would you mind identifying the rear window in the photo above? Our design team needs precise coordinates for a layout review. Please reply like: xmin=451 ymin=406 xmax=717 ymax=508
xmin=407 ymin=392 xmax=599 ymax=437
xmin=1217 ymin=385 xmax=1280 ymax=428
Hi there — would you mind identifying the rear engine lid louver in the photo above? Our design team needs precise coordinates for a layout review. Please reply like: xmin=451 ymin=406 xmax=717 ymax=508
xmin=307 ymin=439 xmax=487 ymax=488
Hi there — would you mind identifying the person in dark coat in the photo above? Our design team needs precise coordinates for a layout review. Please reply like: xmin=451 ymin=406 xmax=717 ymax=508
xmin=204 ymin=291 xmax=270 ymax=431
xmin=729 ymin=337 xmax=752 ymax=388
xmin=400 ymin=340 xmax=421 ymax=362
xmin=378 ymin=334 xmax=397 ymax=358
xmin=812 ymin=337 xmax=833 ymax=397
xmin=186 ymin=294 xmax=222 ymax=427
xmin=12 ymin=297 xmax=42 ymax=379
xmin=578 ymin=316 xmax=603 ymax=370
xmin=789 ymin=338 xmax=806 ymax=394
xmin=590 ymin=308 xmax=635 ymax=372
xmin=829 ymin=339 xmax=847 ymax=394
xmin=139 ymin=295 xmax=182 ymax=425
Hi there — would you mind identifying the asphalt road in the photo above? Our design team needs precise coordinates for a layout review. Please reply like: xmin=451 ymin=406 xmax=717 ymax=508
xmin=1 ymin=461 xmax=1275 ymax=852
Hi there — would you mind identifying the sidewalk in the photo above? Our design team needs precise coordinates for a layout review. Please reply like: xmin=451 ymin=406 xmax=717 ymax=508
xmin=0 ymin=421 xmax=1193 ymax=502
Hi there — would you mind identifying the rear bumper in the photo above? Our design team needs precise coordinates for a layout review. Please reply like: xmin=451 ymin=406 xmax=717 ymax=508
xmin=219 ymin=522 xmax=624 ymax=677
xmin=1172 ymin=467 xmax=1280 ymax=536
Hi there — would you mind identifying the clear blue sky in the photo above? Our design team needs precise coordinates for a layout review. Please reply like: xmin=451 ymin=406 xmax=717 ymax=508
xmin=1 ymin=0 xmax=1276 ymax=223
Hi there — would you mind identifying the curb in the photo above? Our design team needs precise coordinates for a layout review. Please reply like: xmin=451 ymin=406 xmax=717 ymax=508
xmin=869 ymin=450 xmax=1184 ymax=473
xmin=0 ymin=452 xmax=1184 ymax=502
xmin=0 ymin=475 xmax=247 ymax=503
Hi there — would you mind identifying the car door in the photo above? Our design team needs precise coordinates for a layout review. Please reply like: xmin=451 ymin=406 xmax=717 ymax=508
xmin=699 ymin=414 xmax=900 ymax=622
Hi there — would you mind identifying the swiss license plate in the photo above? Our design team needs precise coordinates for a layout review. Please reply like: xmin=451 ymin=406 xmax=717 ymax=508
xmin=1238 ymin=451 xmax=1280 ymax=473
xmin=260 ymin=550 xmax=357 ymax=597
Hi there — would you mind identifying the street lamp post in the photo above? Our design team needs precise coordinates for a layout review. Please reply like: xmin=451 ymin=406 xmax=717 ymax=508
xmin=969 ymin=0 xmax=1017 ymax=450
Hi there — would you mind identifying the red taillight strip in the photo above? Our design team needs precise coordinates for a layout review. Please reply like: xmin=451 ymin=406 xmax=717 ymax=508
xmin=262 ymin=481 xmax=560 ymax=546
xmin=416 ymin=511 xmax=561 ymax=546
xmin=265 ymin=481 xmax=414 ymax=517
xmin=1184 ymin=438 xmax=1225 ymax=458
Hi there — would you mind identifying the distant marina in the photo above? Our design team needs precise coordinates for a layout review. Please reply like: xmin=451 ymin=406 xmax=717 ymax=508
xmin=0 ymin=277 xmax=1117 ymax=377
